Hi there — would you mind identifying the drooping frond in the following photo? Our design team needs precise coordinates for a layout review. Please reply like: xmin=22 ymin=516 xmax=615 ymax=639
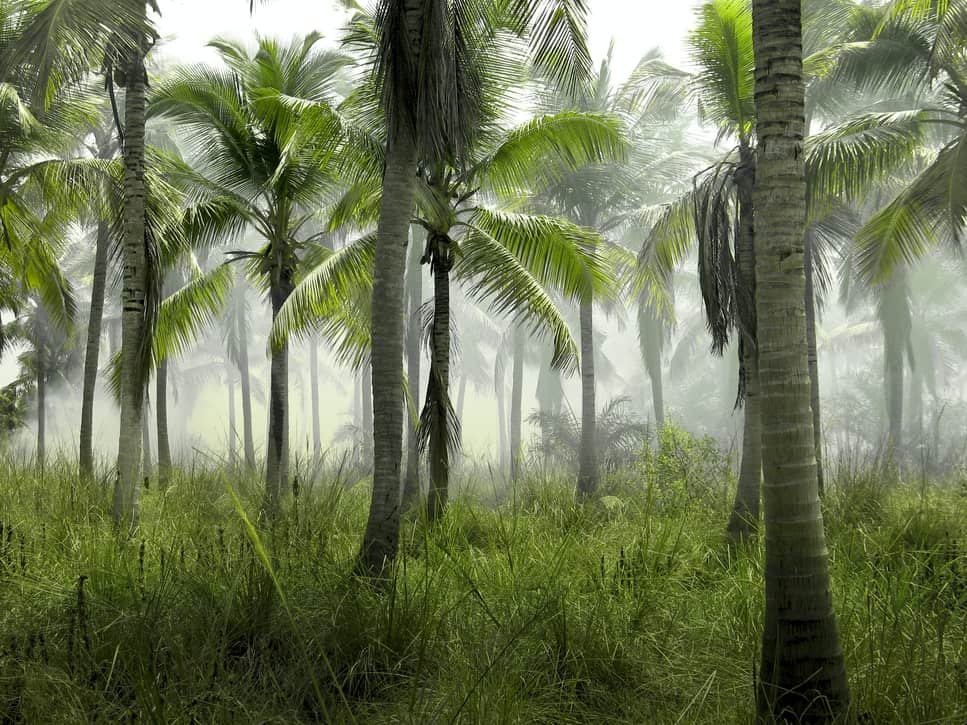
xmin=154 ymin=263 xmax=234 ymax=365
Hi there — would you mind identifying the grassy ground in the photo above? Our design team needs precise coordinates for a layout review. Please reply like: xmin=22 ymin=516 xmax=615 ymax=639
xmin=0 ymin=437 xmax=964 ymax=723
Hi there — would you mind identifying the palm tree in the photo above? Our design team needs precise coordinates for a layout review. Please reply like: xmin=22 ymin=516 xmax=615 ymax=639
xmin=150 ymin=34 xmax=351 ymax=515
xmin=751 ymin=0 xmax=849 ymax=717
xmin=355 ymin=0 xmax=596 ymax=571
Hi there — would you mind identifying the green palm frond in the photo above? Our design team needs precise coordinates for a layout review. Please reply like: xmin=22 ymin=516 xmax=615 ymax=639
xmin=270 ymin=234 xmax=377 ymax=351
xmin=480 ymin=111 xmax=628 ymax=197
xmin=456 ymin=226 xmax=578 ymax=373
xmin=154 ymin=263 xmax=233 ymax=365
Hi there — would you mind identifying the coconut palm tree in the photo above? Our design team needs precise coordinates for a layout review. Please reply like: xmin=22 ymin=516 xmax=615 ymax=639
xmin=750 ymin=0 xmax=850 ymax=717
xmin=149 ymin=33 xmax=353 ymax=515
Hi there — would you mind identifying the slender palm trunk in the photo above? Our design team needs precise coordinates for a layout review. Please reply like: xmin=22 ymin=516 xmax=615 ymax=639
xmin=804 ymin=230 xmax=824 ymax=494
xmin=425 ymin=235 xmax=452 ymax=522
xmin=237 ymin=304 xmax=255 ymax=469
xmin=112 ymin=28 xmax=149 ymax=532
xmin=881 ymin=273 xmax=908 ymax=468
xmin=536 ymin=354 xmax=563 ymax=465
xmin=80 ymin=220 xmax=110 ymax=477
xmin=228 ymin=373 xmax=238 ymax=466
xmin=577 ymin=297 xmax=598 ymax=497
xmin=36 ymin=345 xmax=45 ymax=472
xmin=509 ymin=327 xmax=524 ymax=483
xmin=156 ymin=359 xmax=171 ymax=486
xmin=727 ymin=142 xmax=760 ymax=542
xmin=358 ymin=129 xmax=419 ymax=573
xmin=456 ymin=375 xmax=467 ymax=423
xmin=309 ymin=338 xmax=321 ymax=467
xmin=752 ymin=1 xmax=850 ymax=717
xmin=265 ymin=269 xmax=293 ymax=518
xmin=650 ymin=373 xmax=665 ymax=428
xmin=496 ymin=362 xmax=508 ymax=472
xmin=403 ymin=227 xmax=423 ymax=506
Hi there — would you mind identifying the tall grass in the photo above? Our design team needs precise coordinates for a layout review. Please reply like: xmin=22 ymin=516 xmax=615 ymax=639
xmin=0 ymin=439 xmax=963 ymax=723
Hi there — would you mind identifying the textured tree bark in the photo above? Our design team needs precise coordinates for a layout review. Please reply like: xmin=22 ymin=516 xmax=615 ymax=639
xmin=141 ymin=394 xmax=152 ymax=480
xmin=156 ymin=359 xmax=171 ymax=486
xmin=112 ymin=26 xmax=148 ymax=533
xmin=79 ymin=220 xmax=109 ymax=478
xmin=309 ymin=338 xmax=321 ymax=468
xmin=265 ymin=267 xmax=293 ymax=518
xmin=509 ymin=327 xmax=524 ymax=483
xmin=727 ymin=142 xmax=761 ymax=542
xmin=403 ymin=227 xmax=423 ymax=507
xmin=236 ymin=302 xmax=255 ymax=469
xmin=752 ymin=0 xmax=850 ymax=718
xmin=425 ymin=235 xmax=452 ymax=522
xmin=358 ymin=129 xmax=419 ymax=573
xmin=576 ymin=298 xmax=598 ymax=498
xmin=804 ymin=231 xmax=824 ymax=494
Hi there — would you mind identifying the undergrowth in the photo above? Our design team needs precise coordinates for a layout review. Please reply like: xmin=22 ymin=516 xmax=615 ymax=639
xmin=0 ymin=438 xmax=963 ymax=723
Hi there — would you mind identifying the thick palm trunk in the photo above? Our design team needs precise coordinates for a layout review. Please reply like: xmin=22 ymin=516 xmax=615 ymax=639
xmin=576 ymin=298 xmax=598 ymax=498
xmin=751 ymin=1 xmax=850 ymax=717
xmin=309 ymin=338 xmax=321 ymax=467
xmin=804 ymin=230 xmax=824 ymax=494
xmin=425 ymin=236 xmax=452 ymax=522
xmin=403 ymin=227 xmax=423 ymax=506
xmin=36 ymin=346 xmax=45 ymax=471
xmin=156 ymin=359 xmax=171 ymax=486
xmin=142 ymin=394 xmax=152 ymax=480
xmin=509 ymin=327 xmax=524 ymax=483
xmin=237 ymin=304 xmax=255 ymax=469
xmin=265 ymin=271 xmax=293 ymax=517
xmin=228 ymin=374 xmax=238 ymax=466
xmin=358 ymin=130 xmax=419 ymax=573
xmin=112 ymin=31 xmax=149 ymax=532
xmin=727 ymin=142 xmax=760 ymax=542
xmin=649 ymin=373 xmax=665 ymax=428
xmin=881 ymin=273 xmax=907 ymax=467
xmin=79 ymin=220 xmax=109 ymax=477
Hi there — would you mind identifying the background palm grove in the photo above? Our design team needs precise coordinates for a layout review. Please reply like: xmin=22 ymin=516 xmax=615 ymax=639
xmin=0 ymin=0 xmax=964 ymax=721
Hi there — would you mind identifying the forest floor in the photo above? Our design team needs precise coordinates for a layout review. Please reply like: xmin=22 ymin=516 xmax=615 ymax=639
xmin=0 ymin=437 xmax=964 ymax=723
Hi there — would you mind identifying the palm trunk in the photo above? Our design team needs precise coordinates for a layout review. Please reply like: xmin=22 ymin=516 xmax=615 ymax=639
xmin=142 ymin=394 xmax=152 ymax=480
xmin=79 ymin=220 xmax=109 ymax=477
xmin=751 ymin=1 xmax=850 ymax=717
xmin=156 ymin=359 xmax=171 ymax=486
xmin=237 ymin=303 xmax=255 ymax=469
xmin=358 ymin=129 xmax=418 ymax=573
xmin=649 ymin=373 xmax=665 ymax=428
xmin=112 ymin=29 xmax=149 ymax=533
xmin=309 ymin=338 xmax=321 ymax=467
xmin=576 ymin=297 xmax=598 ymax=498
xmin=36 ymin=345 xmax=45 ymax=472
xmin=509 ymin=327 xmax=524 ymax=483
xmin=495 ymin=362 xmax=508 ymax=472
xmin=881 ymin=273 xmax=907 ymax=468
xmin=456 ymin=375 xmax=467 ymax=423
xmin=804 ymin=230 xmax=824 ymax=494
xmin=536 ymin=353 xmax=563 ymax=466
xmin=265 ymin=269 xmax=293 ymax=518
xmin=403 ymin=227 xmax=424 ymax=506
xmin=425 ymin=235 xmax=452 ymax=522
xmin=228 ymin=373 xmax=238 ymax=466
xmin=727 ymin=141 xmax=760 ymax=542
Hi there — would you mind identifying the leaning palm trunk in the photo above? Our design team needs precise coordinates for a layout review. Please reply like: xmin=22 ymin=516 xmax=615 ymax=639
xmin=509 ymin=327 xmax=524 ymax=483
xmin=112 ymin=30 xmax=149 ymax=532
xmin=804 ymin=230 xmax=824 ymax=493
xmin=403 ymin=227 xmax=423 ymax=507
xmin=265 ymin=269 xmax=293 ymax=517
xmin=727 ymin=144 xmax=760 ymax=542
xmin=358 ymin=130 xmax=419 ymax=573
xmin=751 ymin=0 xmax=850 ymax=718
xmin=424 ymin=234 xmax=452 ymax=522
xmin=576 ymin=297 xmax=598 ymax=498
xmin=156 ymin=359 xmax=171 ymax=486
xmin=80 ymin=220 xmax=110 ymax=477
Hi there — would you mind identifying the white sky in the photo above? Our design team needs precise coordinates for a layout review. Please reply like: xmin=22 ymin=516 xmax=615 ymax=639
xmin=154 ymin=0 xmax=698 ymax=77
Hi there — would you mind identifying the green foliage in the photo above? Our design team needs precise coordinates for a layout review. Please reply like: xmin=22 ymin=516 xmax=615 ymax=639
xmin=0 ymin=460 xmax=961 ymax=722
xmin=634 ymin=423 xmax=734 ymax=509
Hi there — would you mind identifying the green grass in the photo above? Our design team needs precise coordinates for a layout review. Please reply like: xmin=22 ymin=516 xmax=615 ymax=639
xmin=0 ymin=449 xmax=963 ymax=723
